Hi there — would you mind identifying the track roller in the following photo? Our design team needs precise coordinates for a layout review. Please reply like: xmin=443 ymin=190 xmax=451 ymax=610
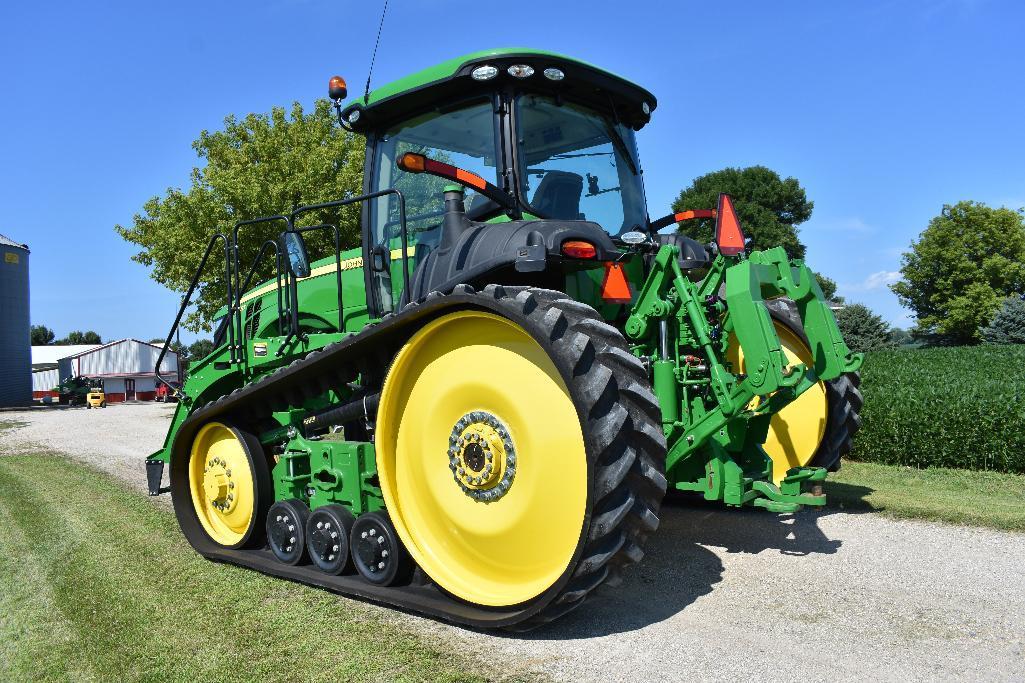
xmin=350 ymin=511 xmax=411 ymax=586
xmin=306 ymin=504 xmax=355 ymax=575
xmin=266 ymin=499 xmax=310 ymax=565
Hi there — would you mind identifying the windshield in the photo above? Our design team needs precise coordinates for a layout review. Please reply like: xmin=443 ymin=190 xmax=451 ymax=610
xmin=369 ymin=99 xmax=500 ymax=310
xmin=515 ymin=95 xmax=647 ymax=235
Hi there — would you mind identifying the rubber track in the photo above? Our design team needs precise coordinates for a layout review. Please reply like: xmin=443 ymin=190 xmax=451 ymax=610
xmin=767 ymin=299 xmax=864 ymax=472
xmin=169 ymin=285 xmax=667 ymax=630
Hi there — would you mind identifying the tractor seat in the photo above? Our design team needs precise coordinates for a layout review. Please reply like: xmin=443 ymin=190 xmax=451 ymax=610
xmin=530 ymin=171 xmax=583 ymax=220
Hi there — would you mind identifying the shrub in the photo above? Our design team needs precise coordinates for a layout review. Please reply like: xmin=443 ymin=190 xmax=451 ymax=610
xmin=850 ymin=344 xmax=1025 ymax=473
xmin=981 ymin=296 xmax=1025 ymax=344
xmin=835 ymin=303 xmax=893 ymax=353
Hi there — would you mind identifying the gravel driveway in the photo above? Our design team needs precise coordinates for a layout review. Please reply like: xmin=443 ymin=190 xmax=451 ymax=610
xmin=3 ymin=403 xmax=1024 ymax=681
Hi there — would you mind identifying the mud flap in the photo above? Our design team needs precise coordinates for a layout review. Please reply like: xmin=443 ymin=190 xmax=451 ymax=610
xmin=146 ymin=458 xmax=165 ymax=496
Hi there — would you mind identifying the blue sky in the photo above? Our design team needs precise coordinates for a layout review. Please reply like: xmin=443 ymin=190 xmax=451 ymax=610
xmin=2 ymin=0 xmax=1022 ymax=343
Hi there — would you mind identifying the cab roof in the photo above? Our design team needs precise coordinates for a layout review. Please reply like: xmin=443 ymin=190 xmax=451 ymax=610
xmin=340 ymin=48 xmax=657 ymax=133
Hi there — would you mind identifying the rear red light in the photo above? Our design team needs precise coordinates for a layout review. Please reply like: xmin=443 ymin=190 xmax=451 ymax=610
xmin=561 ymin=240 xmax=597 ymax=259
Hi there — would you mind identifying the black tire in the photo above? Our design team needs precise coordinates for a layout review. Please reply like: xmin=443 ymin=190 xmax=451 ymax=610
xmin=471 ymin=286 xmax=667 ymax=629
xmin=766 ymin=298 xmax=863 ymax=472
xmin=350 ymin=511 xmax=412 ymax=587
xmin=306 ymin=504 xmax=356 ymax=575
xmin=266 ymin=499 xmax=311 ymax=565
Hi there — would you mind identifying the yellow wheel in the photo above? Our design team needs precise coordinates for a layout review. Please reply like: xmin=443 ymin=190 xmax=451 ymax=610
xmin=728 ymin=303 xmax=862 ymax=482
xmin=187 ymin=421 xmax=266 ymax=548
xmin=377 ymin=310 xmax=588 ymax=607
xmin=764 ymin=322 xmax=830 ymax=479
xmin=729 ymin=320 xmax=827 ymax=483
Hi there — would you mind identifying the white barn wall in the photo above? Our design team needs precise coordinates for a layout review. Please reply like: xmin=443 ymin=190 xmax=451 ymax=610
xmin=32 ymin=368 xmax=59 ymax=397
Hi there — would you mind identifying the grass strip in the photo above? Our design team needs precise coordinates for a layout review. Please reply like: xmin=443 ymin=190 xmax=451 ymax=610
xmin=0 ymin=454 xmax=507 ymax=683
xmin=826 ymin=460 xmax=1025 ymax=531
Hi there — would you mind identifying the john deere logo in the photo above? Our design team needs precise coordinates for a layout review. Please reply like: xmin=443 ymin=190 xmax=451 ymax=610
xmin=4 ymin=252 xmax=18 ymax=264
xmin=253 ymin=343 xmax=268 ymax=357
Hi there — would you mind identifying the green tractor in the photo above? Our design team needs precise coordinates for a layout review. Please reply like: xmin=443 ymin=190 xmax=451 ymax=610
xmin=148 ymin=49 xmax=862 ymax=630
xmin=56 ymin=375 xmax=102 ymax=407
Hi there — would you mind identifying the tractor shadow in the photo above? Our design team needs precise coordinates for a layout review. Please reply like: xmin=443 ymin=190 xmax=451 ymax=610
xmin=516 ymin=487 xmax=874 ymax=640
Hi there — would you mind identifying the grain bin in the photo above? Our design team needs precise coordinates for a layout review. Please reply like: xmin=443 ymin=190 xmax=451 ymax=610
xmin=0 ymin=233 xmax=31 ymax=407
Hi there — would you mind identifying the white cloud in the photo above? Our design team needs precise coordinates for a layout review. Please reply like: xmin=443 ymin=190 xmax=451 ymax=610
xmin=863 ymin=270 xmax=902 ymax=290
xmin=841 ymin=270 xmax=902 ymax=293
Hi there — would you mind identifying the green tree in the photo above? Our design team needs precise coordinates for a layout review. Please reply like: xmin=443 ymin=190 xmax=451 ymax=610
xmin=188 ymin=339 xmax=215 ymax=361
xmin=57 ymin=331 xmax=102 ymax=345
xmin=981 ymin=296 xmax=1025 ymax=344
xmin=891 ymin=202 xmax=1025 ymax=345
xmin=834 ymin=303 xmax=893 ymax=353
xmin=888 ymin=327 xmax=913 ymax=346
xmin=117 ymin=100 xmax=365 ymax=331
xmin=30 ymin=325 xmax=55 ymax=345
xmin=813 ymin=273 xmax=844 ymax=303
xmin=672 ymin=166 xmax=813 ymax=259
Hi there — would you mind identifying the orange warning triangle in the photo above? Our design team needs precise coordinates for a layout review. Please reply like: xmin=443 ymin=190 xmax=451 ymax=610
xmin=601 ymin=262 xmax=632 ymax=304
xmin=715 ymin=193 xmax=747 ymax=256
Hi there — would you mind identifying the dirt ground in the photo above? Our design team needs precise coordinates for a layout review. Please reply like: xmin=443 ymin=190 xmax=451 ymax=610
xmin=3 ymin=402 xmax=1023 ymax=682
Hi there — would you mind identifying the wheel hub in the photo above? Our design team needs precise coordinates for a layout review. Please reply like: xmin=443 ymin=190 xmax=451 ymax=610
xmin=202 ymin=457 xmax=237 ymax=512
xmin=310 ymin=520 xmax=343 ymax=563
xmin=447 ymin=411 xmax=516 ymax=502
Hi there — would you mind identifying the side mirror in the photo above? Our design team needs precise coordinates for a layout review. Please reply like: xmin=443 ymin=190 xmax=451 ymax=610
xmin=370 ymin=245 xmax=388 ymax=272
xmin=283 ymin=231 xmax=311 ymax=278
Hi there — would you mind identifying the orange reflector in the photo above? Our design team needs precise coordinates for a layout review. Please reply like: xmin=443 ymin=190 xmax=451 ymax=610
xmin=328 ymin=75 xmax=348 ymax=101
xmin=453 ymin=167 xmax=487 ymax=191
xmin=397 ymin=152 xmax=426 ymax=173
xmin=675 ymin=209 xmax=716 ymax=222
xmin=715 ymin=193 xmax=746 ymax=256
xmin=601 ymin=262 xmax=632 ymax=304
xmin=561 ymin=240 xmax=597 ymax=259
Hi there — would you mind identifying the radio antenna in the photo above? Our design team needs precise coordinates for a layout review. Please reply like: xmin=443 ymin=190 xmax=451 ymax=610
xmin=363 ymin=0 xmax=389 ymax=104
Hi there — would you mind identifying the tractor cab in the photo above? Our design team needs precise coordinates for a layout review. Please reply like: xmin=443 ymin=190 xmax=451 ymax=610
xmin=336 ymin=49 xmax=657 ymax=315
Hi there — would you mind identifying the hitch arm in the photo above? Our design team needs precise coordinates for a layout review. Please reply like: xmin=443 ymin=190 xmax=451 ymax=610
xmin=726 ymin=247 xmax=863 ymax=386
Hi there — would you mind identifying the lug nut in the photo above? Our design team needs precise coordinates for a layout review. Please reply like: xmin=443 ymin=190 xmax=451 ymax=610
xmin=289 ymin=537 xmax=296 ymax=544
xmin=377 ymin=562 xmax=385 ymax=569
xmin=377 ymin=536 xmax=384 ymax=545
xmin=361 ymin=531 xmax=368 ymax=539
xmin=328 ymin=554 xmax=335 ymax=561
xmin=316 ymin=521 xmax=323 ymax=529
xmin=332 ymin=544 xmax=339 ymax=552
xmin=276 ymin=515 xmax=282 ymax=522
xmin=368 ymin=528 xmax=376 ymax=536
xmin=330 ymin=531 xmax=338 ymax=539
xmin=381 ymin=550 xmax=389 ymax=558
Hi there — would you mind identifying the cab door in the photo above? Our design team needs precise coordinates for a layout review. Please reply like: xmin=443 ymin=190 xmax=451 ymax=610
xmin=362 ymin=98 xmax=503 ymax=316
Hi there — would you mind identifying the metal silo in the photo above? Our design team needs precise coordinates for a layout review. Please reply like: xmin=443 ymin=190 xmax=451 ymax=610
xmin=0 ymin=233 xmax=31 ymax=407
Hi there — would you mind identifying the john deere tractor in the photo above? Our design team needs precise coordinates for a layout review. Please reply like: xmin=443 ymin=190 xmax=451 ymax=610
xmin=148 ymin=49 xmax=862 ymax=630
